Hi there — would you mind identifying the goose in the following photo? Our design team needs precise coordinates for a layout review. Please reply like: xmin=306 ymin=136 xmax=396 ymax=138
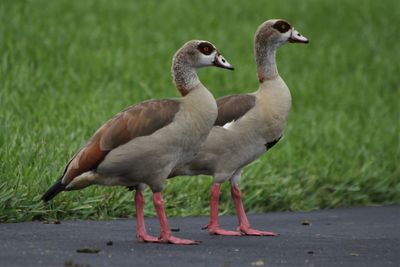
xmin=169 ymin=20 xmax=308 ymax=236
xmin=42 ymin=40 xmax=234 ymax=245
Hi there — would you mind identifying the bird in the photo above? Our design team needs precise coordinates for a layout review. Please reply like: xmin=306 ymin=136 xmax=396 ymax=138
xmin=168 ymin=19 xmax=309 ymax=236
xmin=42 ymin=40 xmax=234 ymax=245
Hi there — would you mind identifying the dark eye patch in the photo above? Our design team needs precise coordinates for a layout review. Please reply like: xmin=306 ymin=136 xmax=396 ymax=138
xmin=197 ymin=42 xmax=215 ymax=55
xmin=272 ymin=20 xmax=291 ymax=33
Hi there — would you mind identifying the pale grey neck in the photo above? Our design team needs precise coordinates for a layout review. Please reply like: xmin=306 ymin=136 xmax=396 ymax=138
xmin=255 ymin=44 xmax=279 ymax=82
xmin=172 ymin=58 xmax=200 ymax=94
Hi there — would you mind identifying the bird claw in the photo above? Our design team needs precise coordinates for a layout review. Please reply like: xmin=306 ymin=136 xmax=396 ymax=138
xmin=159 ymin=235 xmax=201 ymax=245
xmin=238 ymin=227 xmax=279 ymax=236
xmin=138 ymin=232 xmax=199 ymax=245
xmin=208 ymin=227 xmax=242 ymax=236
xmin=136 ymin=233 xmax=159 ymax=243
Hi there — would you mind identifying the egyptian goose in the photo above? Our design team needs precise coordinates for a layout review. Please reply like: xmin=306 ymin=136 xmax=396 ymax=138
xmin=42 ymin=40 xmax=234 ymax=245
xmin=169 ymin=20 xmax=308 ymax=236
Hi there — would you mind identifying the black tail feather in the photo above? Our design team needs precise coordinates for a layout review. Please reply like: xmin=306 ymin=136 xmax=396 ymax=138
xmin=42 ymin=180 xmax=66 ymax=202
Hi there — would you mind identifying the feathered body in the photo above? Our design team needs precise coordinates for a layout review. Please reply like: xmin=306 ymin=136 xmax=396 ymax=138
xmin=170 ymin=19 xmax=308 ymax=236
xmin=42 ymin=40 xmax=234 ymax=244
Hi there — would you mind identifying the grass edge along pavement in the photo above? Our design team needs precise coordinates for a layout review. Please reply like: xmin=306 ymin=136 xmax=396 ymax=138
xmin=0 ymin=0 xmax=399 ymax=223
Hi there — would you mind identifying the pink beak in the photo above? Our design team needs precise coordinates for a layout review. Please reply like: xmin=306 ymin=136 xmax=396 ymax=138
xmin=289 ymin=28 xmax=309 ymax=44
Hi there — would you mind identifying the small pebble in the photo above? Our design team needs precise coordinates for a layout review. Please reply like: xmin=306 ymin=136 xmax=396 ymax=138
xmin=76 ymin=247 xmax=100 ymax=254
xmin=251 ymin=260 xmax=265 ymax=266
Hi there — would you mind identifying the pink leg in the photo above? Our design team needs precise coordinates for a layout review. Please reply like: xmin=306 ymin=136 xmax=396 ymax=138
xmin=153 ymin=192 xmax=199 ymax=245
xmin=205 ymin=184 xmax=241 ymax=236
xmin=231 ymin=184 xmax=278 ymax=236
xmin=135 ymin=191 xmax=158 ymax=242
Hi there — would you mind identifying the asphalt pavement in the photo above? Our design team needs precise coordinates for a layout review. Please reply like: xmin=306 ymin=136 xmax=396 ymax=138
xmin=0 ymin=205 xmax=399 ymax=267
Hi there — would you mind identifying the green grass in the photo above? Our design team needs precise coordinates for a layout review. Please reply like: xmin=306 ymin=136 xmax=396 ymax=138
xmin=1 ymin=0 xmax=399 ymax=223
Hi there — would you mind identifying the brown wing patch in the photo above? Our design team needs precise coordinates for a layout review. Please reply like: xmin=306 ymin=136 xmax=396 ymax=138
xmin=61 ymin=99 xmax=181 ymax=184
xmin=214 ymin=94 xmax=256 ymax=126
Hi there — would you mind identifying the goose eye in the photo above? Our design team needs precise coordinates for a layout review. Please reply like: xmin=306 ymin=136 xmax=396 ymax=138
xmin=273 ymin=21 xmax=291 ymax=33
xmin=198 ymin=42 xmax=214 ymax=55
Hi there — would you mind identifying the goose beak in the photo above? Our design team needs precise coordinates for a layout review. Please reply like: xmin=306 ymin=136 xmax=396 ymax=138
xmin=289 ymin=28 xmax=309 ymax=44
xmin=213 ymin=53 xmax=234 ymax=70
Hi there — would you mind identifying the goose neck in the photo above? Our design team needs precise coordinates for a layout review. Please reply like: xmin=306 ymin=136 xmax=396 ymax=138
xmin=255 ymin=44 xmax=279 ymax=83
xmin=172 ymin=58 xmax=200 ymax=96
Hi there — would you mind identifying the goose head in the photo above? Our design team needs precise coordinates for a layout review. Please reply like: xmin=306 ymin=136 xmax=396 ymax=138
xmin=254 ymin=19 xmax=308 ymax=82
xmin=173 ymin=40 xmax=234 ymax=71
xmin=255 ymin=19 xmax=309 ymax=48
xmin=172 ymin=40 xmax=234 ymax=95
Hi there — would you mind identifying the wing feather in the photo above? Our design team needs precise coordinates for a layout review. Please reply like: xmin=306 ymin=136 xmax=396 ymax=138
xmin=61 ymin=99 xmax=181 ymax=184
xmin=214 ymin=94 xmax=256 ymax=126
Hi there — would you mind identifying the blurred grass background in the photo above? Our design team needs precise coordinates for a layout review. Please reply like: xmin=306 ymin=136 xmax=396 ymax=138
xmin=0 ymin=0 xmax=399 ymax=222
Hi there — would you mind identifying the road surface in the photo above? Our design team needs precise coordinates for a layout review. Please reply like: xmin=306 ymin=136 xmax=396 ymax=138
xmin=0 ymin=205 xmax=399 ymax=266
